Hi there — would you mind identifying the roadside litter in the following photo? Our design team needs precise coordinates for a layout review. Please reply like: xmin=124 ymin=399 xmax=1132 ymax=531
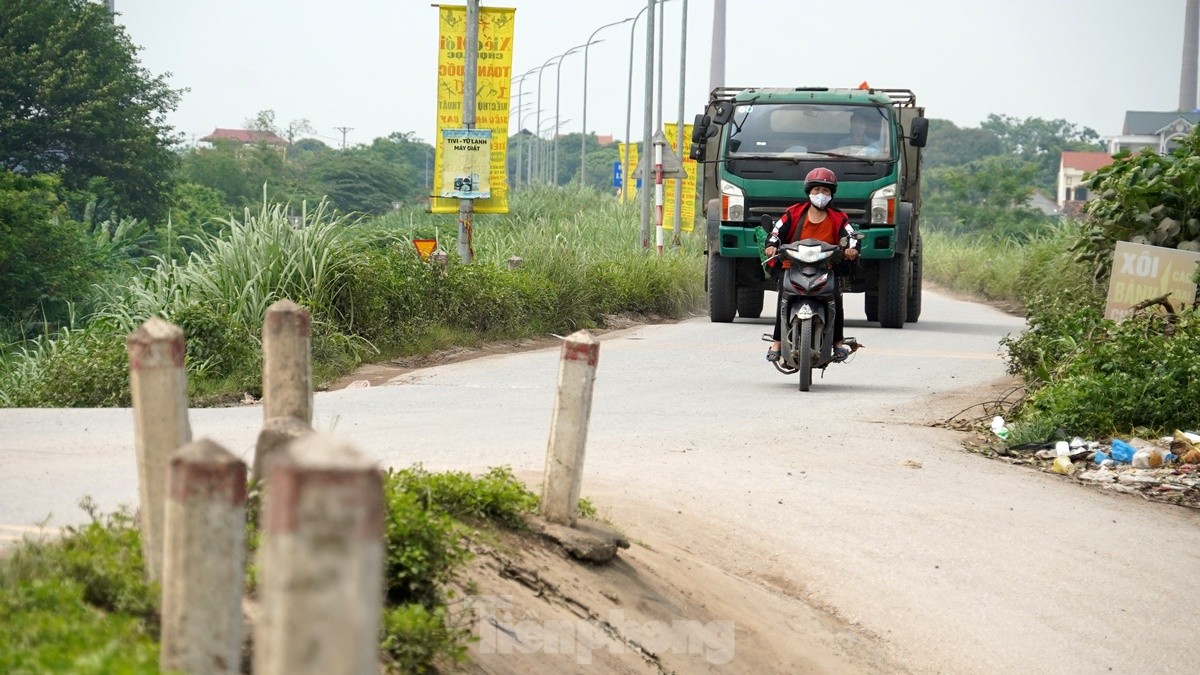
xmin=990 ymin=428 xmax=1200 ymax=509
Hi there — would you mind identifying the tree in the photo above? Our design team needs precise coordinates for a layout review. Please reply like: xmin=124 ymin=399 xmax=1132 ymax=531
xmin=308 ymin=151 xmax=416 ymax=215
xmin=923 ymin=119 xmax=1006 ymax=168
xmin=980 ymin=114 xmax=1103 ymax=192
xmin=923 ymin=155 xmax=1052 ymax=238
xmin=0 ymin=0 xmax=182 ymax=221
xmin=0 ymin=172 xmax=101 ymax=327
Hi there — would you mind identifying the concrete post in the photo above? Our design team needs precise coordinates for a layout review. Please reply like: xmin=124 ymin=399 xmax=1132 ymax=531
xmin=262 ymin=299 xmax=312 ymax=425
xmin=255 ymin=433 xmax=384 ymax=675
xmin=252 ymin=416 xmax=313 ymax=483
xmin=127 ymin=316 xmax=192 ymax=582
xmin=541 ymin=330 xmax=600 ymax=526
xmin=161 ymin=438 xmax=247 ymax=675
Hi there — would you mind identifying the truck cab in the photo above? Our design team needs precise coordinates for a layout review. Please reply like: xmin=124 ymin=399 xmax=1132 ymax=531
xmin=690 ymin=87 xmax=929 ymax=328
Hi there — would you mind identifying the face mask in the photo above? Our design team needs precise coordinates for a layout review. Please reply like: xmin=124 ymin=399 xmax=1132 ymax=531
xmin=809 ymin=193 xmax=831 ymax=209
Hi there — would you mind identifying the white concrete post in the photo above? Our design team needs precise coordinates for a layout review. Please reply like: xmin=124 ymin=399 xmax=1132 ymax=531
xmin=127 ymin=316 xmax=192 ymax=582
xmin=161 ymin=438 xmax=247 ymax=674
xmin=255 ymin=433 xmax=384 ymax=675
xmin=262 ymin=299 xmax=312 ymax=425
xmin=541 ymin=330 xmax=600 ymax=526
xmin=252 ymin=416 xmax=313 ymax=483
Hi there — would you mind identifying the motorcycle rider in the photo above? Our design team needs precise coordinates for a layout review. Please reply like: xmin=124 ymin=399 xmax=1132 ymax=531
xmin=764 ymin=167 xmax=859 ymax=363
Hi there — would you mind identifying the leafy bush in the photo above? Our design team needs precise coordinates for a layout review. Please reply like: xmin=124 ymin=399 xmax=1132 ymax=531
xmin=0 ymin=320 xmax=129 ymax=407
xmin=381 ymin=480 xmax=471 ymax=609
xmin=0 ymin=503 xmax=159 ymax=672
xmin=1076 ymin=126 xmax=1200 ymax=283
xmin=387 ymin=465 xmax=540 ymax=530
xmin=381 ymin=603 xmax=469 ymax=674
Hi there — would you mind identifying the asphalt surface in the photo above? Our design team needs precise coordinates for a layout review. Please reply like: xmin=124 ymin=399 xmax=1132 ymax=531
xmin=2 ymin=289 xmax=1197 ymax=674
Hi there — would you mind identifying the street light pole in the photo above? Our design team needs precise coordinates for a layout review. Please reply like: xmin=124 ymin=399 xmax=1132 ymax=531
xmin=534 ymin=54 xmax=563 ymax=184
xmin=623 ymin=0 xmax=671 ymax=205
xmin=673 ymin=0 xmax=689 ymax=244
xmin=581 ymin=18 xmax=632 ymax=189
xmin=520 ymin=108 xmax=544 ymax=185
xmin=640 ymin=0 xmax=656 ymax=247
xmin=513 ymin=68 xmax=537 ymax=189
xmin=554 ymin=43 xmax=590 ymax=186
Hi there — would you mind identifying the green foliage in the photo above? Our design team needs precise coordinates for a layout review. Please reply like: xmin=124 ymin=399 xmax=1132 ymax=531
xmin=381 ymin=603 xmax=470 ymax=673
xmin=980 ymin=114 xmax=1103 ymax=193
xmin=381 ymin=478 xmax=471 ymax=609
xmin=0 ymin=503 xmax=159 ymax=672
xmin=308 ymin=150 xmax=416 ymax=215
xmin=0 ymin=172 xmax=105 ymax=329
xmin=0 ymin=0 xmax=181 ymax=221
xmin=1008 ymin=306 xmax=1200 ymax=435
xmin=1074 ymin=127 xmax=1200 ymax=284
xmin=923 ymin=119 xmax=1005 ymax=168
xmin=922 ymin=155 xmax=1056 ymax=238
xmin=388 ymin=465 xmax=540 ymax=530
xmin=0 ymin=320 xmax=129 ymax=407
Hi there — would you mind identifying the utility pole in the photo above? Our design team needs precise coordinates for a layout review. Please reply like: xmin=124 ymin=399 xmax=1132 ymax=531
xmin=710 ymin=0 xmax=726 ymax=91
xmin=640 ymin=0 xmax=656 ymax=248
xmin=459 ymin=0 xmax=479 ymax=263
xmin=334 ymin=127 xmax=353 ymax=150
xmin=673 ymin=0 xmax=688 ymax=246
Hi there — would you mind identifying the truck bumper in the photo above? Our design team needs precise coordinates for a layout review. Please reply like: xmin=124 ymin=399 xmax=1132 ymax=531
xmin=856 ymin=226 xmax=899 ymax=260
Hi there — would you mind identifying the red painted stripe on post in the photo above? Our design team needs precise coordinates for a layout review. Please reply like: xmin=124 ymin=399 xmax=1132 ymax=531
xmin=562 ymin=340 xmax=600 ymax=367
xmin=263 ymin=465 xmax=383 ymax=538
xmin=266 ymin=303 xmax=311 ymax=334
xmin=169 ymin=458 xmax=248 ymax=506
xmin=126 ymin=332 xmax=186 ymax=370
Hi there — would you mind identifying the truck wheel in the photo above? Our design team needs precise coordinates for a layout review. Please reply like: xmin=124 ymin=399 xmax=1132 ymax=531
xmin=878 ymin=253 xmax=909 ymax=328
xmin=708 ymin=253 xmax=737 ymax=322
xmin=737 ymin=287 xmax=764 ymax=318
xmin=906 ymin=233 xmax=923 ymax=323
xmin=864 ymin=292 xmax=879 ymax=323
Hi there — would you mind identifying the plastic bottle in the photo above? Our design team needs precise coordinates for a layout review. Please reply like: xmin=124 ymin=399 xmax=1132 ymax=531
xmin=1110 ymin=439 xmax=1136 ymax=463
xmin=1051 ymin=455 xmax=1075 ymax=475
xmin=991 ymin=416 xmax=1010 ymax=441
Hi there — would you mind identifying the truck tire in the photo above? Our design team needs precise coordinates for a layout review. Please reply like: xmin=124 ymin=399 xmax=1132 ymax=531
xmin=878 ymin=252 xmax=909 ymax=328
xmin=906 ymin=232 xmax=923 ymax=323
xmin=708 ymin=253 xmax=737 ymax=322
xmin=864 ymin=292 xmax=879 ymax=323
xmin=737 ymin=287 xmax=764 ymax=319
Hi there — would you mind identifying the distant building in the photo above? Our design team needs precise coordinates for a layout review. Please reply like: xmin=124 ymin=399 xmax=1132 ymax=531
xmin=1106 ymin=111 xmax=1198 ymax=154
xmin=199 ymin=128 xmax=289 ymax=147
xmin=1057 ymin=151 xmax=1115 ymax=214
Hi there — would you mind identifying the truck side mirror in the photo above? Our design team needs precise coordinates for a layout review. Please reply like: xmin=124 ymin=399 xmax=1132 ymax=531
xmin=691 ymin=114 xmax=711 ymax=143
xmin=711 ymin=101 xmax=734 ymax=125
xmin=909 ymin=117 xmax=929 ymax=148
xmin=689 ymin=142 xmax=706 ymax=162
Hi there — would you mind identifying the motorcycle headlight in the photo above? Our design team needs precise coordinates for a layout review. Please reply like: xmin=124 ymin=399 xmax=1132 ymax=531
xmin=870 ymin=184 xmax=897 ymax=224
xmin=720 ymin=180 xmax=745 ymax=221
xmin=788 ymin=245 xmax=824 ymax=264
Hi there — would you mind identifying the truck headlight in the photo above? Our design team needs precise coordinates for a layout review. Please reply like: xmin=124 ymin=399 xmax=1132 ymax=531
xmin=720 ymin=180 xmax=745 ymax=221
xmin=870 ymin=184 xmax=896 ymax=224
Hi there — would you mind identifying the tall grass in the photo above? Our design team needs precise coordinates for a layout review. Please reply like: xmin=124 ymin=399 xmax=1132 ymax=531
xmin=923 ymin=219 xmax=1085 ymax=307
xmin=1 ymin=187 xmax=706 ymax=407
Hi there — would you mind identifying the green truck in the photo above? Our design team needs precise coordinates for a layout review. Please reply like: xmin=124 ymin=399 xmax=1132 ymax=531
xmin=689 ymin=87 xmax=929 ymax=328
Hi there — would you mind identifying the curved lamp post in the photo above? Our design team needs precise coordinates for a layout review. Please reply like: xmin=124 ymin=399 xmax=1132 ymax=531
xmin=553 ymin=43 xmax=592 ymax=186
xmin=512 ymin=67 xmax=538 ymax=188
xmin=534 ymin=54 xmax=565 ymax=184
xmin=580 ymin=18 xmax=632 ymax=188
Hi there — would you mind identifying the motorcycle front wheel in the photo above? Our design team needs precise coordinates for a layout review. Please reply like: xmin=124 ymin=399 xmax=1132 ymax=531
xmin=794 ymin=318 xmax=814 ymax=391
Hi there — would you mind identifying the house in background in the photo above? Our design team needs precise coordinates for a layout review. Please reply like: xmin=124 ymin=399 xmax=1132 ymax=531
xmin=1057 ymin=151 xmax=1115 ymax=216
xmin=1106 ymin=111 xmax=1199 ymax=154
xmin=199 ymin=128 xmax=289 ymax=148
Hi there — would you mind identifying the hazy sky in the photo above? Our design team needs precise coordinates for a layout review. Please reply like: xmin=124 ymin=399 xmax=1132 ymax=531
xmin=116 ymin=0 xmax=1196 ymax=149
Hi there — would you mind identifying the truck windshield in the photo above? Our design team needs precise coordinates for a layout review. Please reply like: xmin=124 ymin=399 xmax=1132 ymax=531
xmin=725 ymin=103 xmax=892 ymax=159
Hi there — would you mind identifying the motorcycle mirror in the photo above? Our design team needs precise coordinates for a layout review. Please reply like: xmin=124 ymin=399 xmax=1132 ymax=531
xmin=760 ymin=214 xmax=774 ymax=232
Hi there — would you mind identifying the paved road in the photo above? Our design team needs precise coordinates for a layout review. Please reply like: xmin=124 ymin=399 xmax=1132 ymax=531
xmin=2 ymin=289 xmax=1198 ymax=673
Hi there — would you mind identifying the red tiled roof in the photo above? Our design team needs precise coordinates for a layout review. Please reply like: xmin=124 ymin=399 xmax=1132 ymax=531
xmin=1061 ymin=151 xmax=1113 ymax=172
xmin=200 ymin=128 xmax=289 ymax=145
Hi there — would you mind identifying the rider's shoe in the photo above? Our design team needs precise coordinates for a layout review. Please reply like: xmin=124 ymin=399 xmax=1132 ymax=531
xmin=832 ymin=344 xmax=852 ymax=362
xmin=766 ymin=349 xmax=781 ymax=362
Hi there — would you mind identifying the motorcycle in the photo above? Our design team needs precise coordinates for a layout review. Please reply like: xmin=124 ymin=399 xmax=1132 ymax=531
xmin=761 ymin=216 xmax=863 ymax=391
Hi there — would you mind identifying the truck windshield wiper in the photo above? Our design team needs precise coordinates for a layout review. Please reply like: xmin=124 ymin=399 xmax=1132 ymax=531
xmin=785 ymin=150 xmax=895 ymax=166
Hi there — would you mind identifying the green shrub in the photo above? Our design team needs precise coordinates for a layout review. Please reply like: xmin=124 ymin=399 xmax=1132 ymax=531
xmin=0 ymin=504 xmax=159 ymax=673
xmin=380 ymin=603 xmax=469 ymax=674
xmin=0 ymin=321 xmax=129 ymax=407
xmin=381 ymin=481 xmax=471 ymax=609
xmin=388 ymin=465 xmax=540 ymax=530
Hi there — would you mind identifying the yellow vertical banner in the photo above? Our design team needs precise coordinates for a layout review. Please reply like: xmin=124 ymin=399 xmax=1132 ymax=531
xmin=618 ymin=142 xmax=639 ymax=204
xmin=431 ymin=5 xmax=515 ymax=214
xmin=663 ymin=123 xmax=697 ymax=232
